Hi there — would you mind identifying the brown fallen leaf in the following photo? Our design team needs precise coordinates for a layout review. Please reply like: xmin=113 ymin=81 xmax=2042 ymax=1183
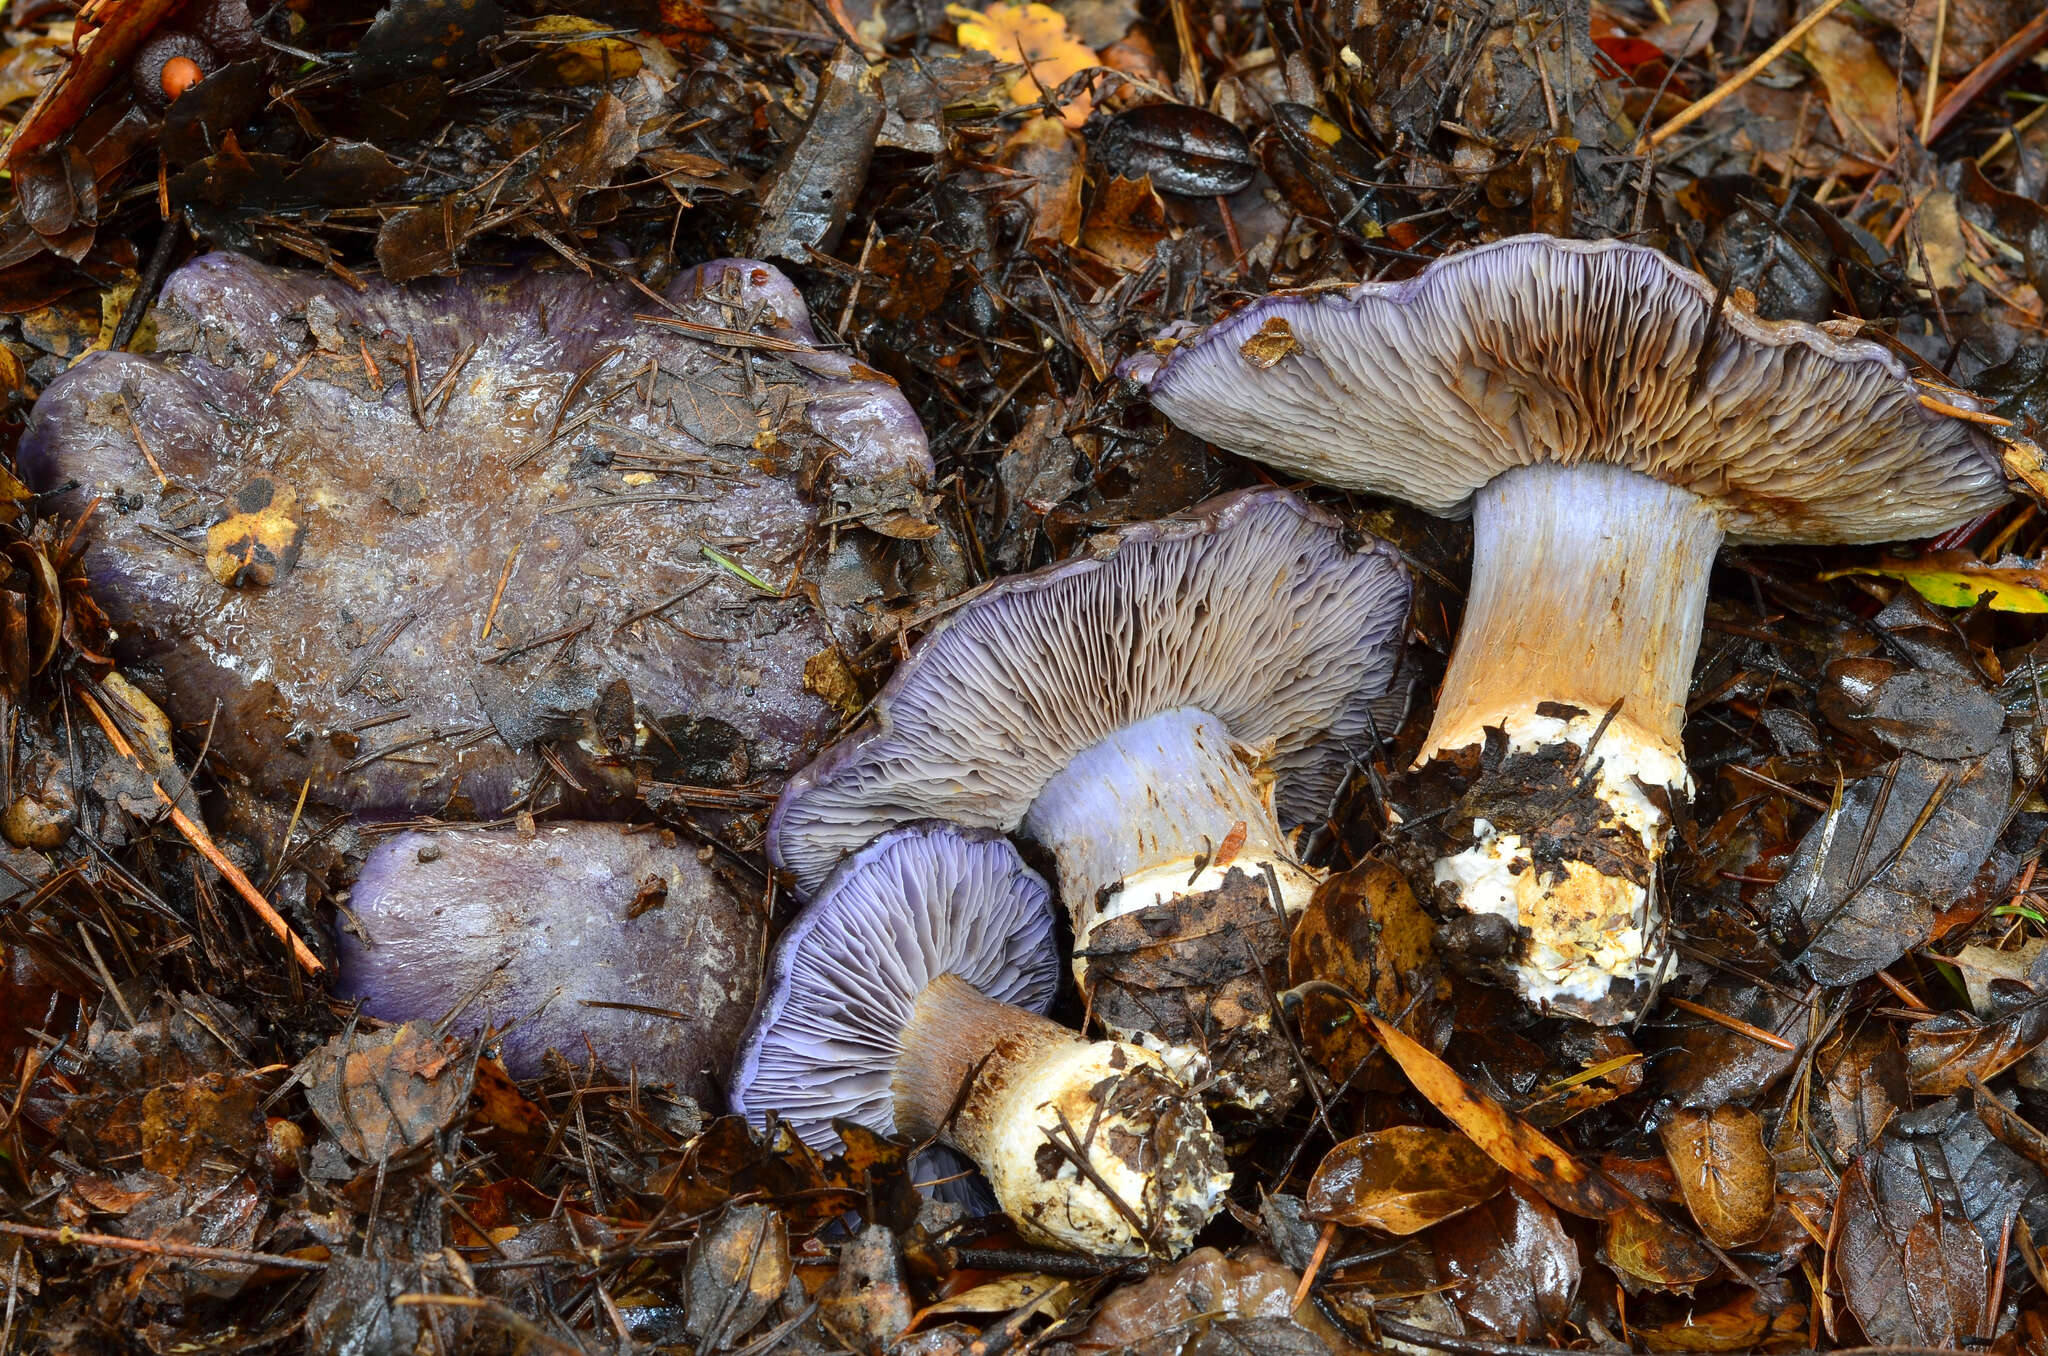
xmin=1079 ymin=175 xmax=1172 ymax=272
xmin=1659 ymin=1106 xmax=1776 ymax=1248
xmin=1906 ymin=994 xmax=2048 ymax=1094
xmin=685 ymin=1203 xmax=791 ymax=1350
xmin=1800 ymin=18 xmax=1910 ymax=161
xmin=1002 ymin=117 xmax=1084 ymax=247
xmin=205 ymin=478 xmax=304 ymax=588
xmin=1430 ymin=1182 xmax=1580 ymax=1341
xmin=1306 ymin=1125 xmax=1506 ymax=1234
xmin=296 ymin=1022 xmax=473 ymax=1163
xmin=1363 ymin=1012 xmax=1620 ymax=1219
xmin=1367 ymin=1012 xmax=1720 ymax=1289
xmin=1289 ymin=860 xmax=1436 ymax=1079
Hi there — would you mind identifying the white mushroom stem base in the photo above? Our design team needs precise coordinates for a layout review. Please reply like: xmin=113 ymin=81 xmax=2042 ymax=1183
xmin=1021 ymin=706 xmax=1320 ymax=952
xmin=893 ymin=974 xmax=1228 ymax=1258
xmin=1424 ymin=463 xmax=1721 ymax=1020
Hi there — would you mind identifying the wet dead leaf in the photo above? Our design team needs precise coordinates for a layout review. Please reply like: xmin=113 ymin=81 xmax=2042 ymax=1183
xmin=526 ymin=15 xmax=643 ymax=86
xmin=1907 ymin=995 xmax=2048 ymax=1095
xmin=1659 ymin=1106 xmax=1775 ymax=1248
xmin=1430 ymin=1182 xmax=1580 ymax=1341
xmin=205 ymin=478 xmax=304 ymax=588
xmin=138 ymin=1070 xmax=264 ymax=1179
xmin=297 ymin=1022 xmax=473 ymax=1163
xmin=949 ymin=2 xmax=1097 ymax=126
xmin=1599 ymin=1197 xmax=1722 ymax=1291
xmin=1003 ymin=117 xmax=1084 ymax=246
xmin=1239 ymin=317 xmax=1300 ymax=370
xmin=1306 ymin=1125 xmax=1505 ymax=1233
xmin=1800 ymin=18 xmax=1908 ymax=162
xmin=1633 ymin=1282 xmax=1808 ymax=1351
xmin=686 ymin=1202 xmax=790 ymax=1349
xmin=1837 ymin=1147 xmax=1990 ymax=1346
xmin=1364 ymin=1012 xmax=1620 ymax=1220
xmin=915 ymin=1273 xmax=1069 ymax=1322
xmin=1079 ymin=175 xmax=1172 ymax=272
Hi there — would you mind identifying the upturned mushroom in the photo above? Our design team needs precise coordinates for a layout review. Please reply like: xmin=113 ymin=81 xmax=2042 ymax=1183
xmin=732 ymin=822 xmax=1229 ymax=1258
xmin=1122 ymin=234 xmax=2024 ymax=1021
xmin=767 ymin=489 xmax=1410 ymax=1115
xmin=335 ymin=821 xmax=763 ymax=1104
xmin=22 ymin=252 xmax=949 ymax=821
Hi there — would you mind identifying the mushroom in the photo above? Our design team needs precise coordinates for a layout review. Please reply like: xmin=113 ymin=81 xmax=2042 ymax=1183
xmin=1121 ymin=234 xmax=2022 ymax=1021
xmin=21 ymin=252 xmax=950 ymax=821
xmin=335 ymin=821 xmax=762 ymax=1104
xmin=766 ymin=488 xmax=1410 ymax=1115
xmin=732 ymin=822 xmax=1229 ymax=1258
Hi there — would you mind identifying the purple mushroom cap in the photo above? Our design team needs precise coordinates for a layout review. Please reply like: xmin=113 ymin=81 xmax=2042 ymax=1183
xmin=335 ymin=821 xmax=762 ymax=1101
xmin=730 ymin=822 xmax=1059 ymax=1157
xmin=20 ymin=254 xmax=936 ymax=817
xmin=1120 ymin=235 xmax=2012 ymax=542
xmin=765 ymin=487 xmax=1411 ymax=897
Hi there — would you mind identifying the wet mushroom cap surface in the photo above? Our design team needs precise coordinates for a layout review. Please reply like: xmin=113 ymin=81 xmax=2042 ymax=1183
xmin=1122 ymin=234 xmax=2011 ymax=541
xmin=730 ymin=821 xmax=1060 ymax=1155
xmin=766 ymin=487 xmax=1411 ymax=897
xmin=22 ymin=253 xmax=936 ymax=818
xmin=334 ymin=821 xmax=763 ymax=1102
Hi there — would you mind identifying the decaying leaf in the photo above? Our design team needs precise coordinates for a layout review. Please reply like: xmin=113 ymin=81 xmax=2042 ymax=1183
xmin=1430 ymin=1182 xmax=1580 ymax=1342
xmin=526 ymin=15 xmax=644 ymax=86
xmin=949 ymin=2 xmax=1097 ymax=126
xmin=1364 ymin=1012 xmax=1620 ymax=1220
xmin=1907 ymin=995 xmax=2048 ymax=1095
xmin=204 ymin=478 xmax=304 ymax=588
xmin=685 ymin=1203 xmax=790 ymax=1350
xmin=1306 ymin=1125 xmax=1505 ymax=1233
xmin=1659 ymin=1106 xmax=1775 ymax=1248
xmin=1288 ymin=857 xmax=1436 ymax=1080
xmin=297 ymin=1022 xmax=473 ymax=1163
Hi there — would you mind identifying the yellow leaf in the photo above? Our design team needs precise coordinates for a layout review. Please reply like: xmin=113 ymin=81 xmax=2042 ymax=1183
xmin=1821 ymin=558 xmax=2048 ymax=613
xmin=949 ymin=2 xmax=1097 ymax=127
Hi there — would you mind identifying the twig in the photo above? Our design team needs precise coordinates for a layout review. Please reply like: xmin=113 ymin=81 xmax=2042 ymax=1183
xmin=0 ymin=1219 xmax=328 ymax=1272
xmin=74 ymin=683 xmax=324 ymax=976
xmin=1665 ymin=996 xmax=1796 ymax=1050
xmin=1919 ymin=0 xmax=1948 ymax=145
xmin=1648 ymin=0 xmax=1855 ymax=148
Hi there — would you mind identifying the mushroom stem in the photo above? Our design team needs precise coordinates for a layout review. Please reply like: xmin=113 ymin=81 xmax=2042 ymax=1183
xmin=894 ymin=973 xmax=1230 ymax=1258
xmin=1424 ymin=462 xmax=1723 ymax=1017
xmin=1022 ymin=706 xmax=1320 ymax=949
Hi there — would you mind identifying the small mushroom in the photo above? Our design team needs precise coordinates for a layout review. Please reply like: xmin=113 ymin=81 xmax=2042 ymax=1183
xmin=1123 ymin=235 xmax=2026 ymax=1021
xmin=22 ymin=253 xmax=946 ymax=818
xmin=732 ymin=823 xmax=1229 ymax=1258
xmin=334 ymin=822 xmax=763 ymax=1103
xmin=767 ymin=489 xmax=1410 ymax=1116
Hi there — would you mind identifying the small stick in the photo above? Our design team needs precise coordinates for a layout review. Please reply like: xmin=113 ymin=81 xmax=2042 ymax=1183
xmin=115 ymin=396 xmax=168 ymax=487
xmin=0 ymin=1219 xmax=329 ymax=1272
xmin=1918 ymin=0 xmax=1948 ymax=145
xmin=1918 ymin=392 xmax=2014 ymax=426
xmin=75 ymin=684 xmax=324 ymax=976
xmin=480 ymin=545 xmax=520 ymax=642
xmin=1666 ymin=995 xmax=1794 ymax=1050
xmin=1648 ymin=0 xmax=1855 ymax=148
xmin=1289 ymin=1220 xmax=1336 ymax=1312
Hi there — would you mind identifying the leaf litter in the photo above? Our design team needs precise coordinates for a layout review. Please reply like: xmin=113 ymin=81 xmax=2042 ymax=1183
xmin=0 ymin=0 xmax=2042 ymax=1351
